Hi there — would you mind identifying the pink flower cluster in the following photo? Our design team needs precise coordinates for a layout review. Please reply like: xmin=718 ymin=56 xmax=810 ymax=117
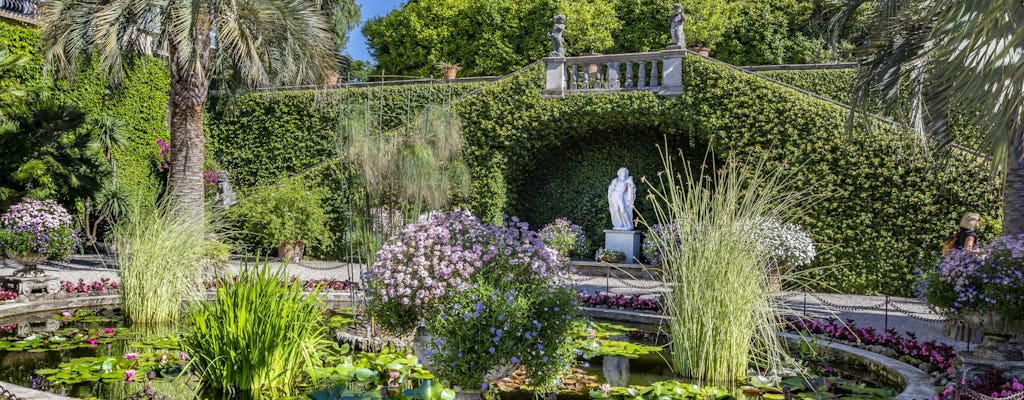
xmin=786 ymin=317 xmax=957 ymax=373
xmin=61 ymin=279 xmax=120 ymax=294
xmin=204 ymin=277 xmax=358 ymax=291
xmin=366 ymin=210 xmax=489 ymax=306
xmin=1 ymin=199 xmax=73 ymax=231
xmin=0 ymin=291 xmax=17 ymax=301
xmin=577 ymin=292 xmax=660 ymax=312
xmin=937 ymin=370 xmax=1024 ymax=400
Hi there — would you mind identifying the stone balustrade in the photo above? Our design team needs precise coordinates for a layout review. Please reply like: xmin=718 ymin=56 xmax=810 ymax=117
xmin=0 ymin=0 xmax=41 ymax=22
xmin=543 ymin=48 xmax=687 ymax=98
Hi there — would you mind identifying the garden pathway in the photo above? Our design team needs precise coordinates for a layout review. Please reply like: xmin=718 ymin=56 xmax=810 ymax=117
xmin=1 ymin=255 xmax=973 ymax=352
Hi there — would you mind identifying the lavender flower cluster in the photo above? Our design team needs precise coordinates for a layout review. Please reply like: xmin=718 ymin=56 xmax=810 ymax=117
xmin=0 ymin=199 xmax=77 ymax=259
xmin=365 ymin=210 xmax=491 ymax=307
xmin=539 ymin=218 xmax=589 ymax=258
xmin=921 ymin=235 xmax=1024 ymax=322
xmin=641 ymin=223 xmax=681 ymax=266
xmin=1 ymin=199 xmax=73 ymax=231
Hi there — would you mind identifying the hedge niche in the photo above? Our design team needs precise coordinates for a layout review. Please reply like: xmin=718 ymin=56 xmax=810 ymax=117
xmin=207 ymin=57 xmax=1000 ymax=296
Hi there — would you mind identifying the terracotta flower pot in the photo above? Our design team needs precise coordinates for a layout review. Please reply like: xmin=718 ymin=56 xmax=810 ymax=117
xmin=688 ymin=47 xmax=710 ymax=57
xmin=440 ymin=66 xmax=459 ymax=80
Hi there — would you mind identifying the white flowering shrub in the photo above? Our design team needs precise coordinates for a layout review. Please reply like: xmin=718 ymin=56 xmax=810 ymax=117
xmin=753 ymin=217 xmax=816 ymax=269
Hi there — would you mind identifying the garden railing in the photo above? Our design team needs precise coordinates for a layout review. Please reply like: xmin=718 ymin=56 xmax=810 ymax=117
xmin=543 ymin=49 xmax=688 ymax=98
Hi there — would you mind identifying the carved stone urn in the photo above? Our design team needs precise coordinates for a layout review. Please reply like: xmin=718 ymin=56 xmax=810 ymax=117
xmin=5 ymin=251 xmax=47 ymax=278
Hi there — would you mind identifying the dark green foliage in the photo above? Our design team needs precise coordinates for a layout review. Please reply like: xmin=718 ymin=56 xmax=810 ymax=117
xmin=759 ymin=69 xmax=855 ymax=104
xmin=0 ymin=96 xmax=101 ymax=207
xmin=0 ymin=21 xmax=171 ymax=207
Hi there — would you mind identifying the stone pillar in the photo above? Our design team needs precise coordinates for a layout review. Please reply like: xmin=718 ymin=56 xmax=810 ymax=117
xmin=605 ymin=230 xmax=642 ymax=264
xmin=543 ymin=57 xmax=567 ymax=98
xmin=659 ymin=48 xmax=686 ymax=97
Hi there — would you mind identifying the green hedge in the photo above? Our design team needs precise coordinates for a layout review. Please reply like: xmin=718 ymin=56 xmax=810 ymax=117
xmin=758 ymin=69 xmax=855 ymax=104
xmin=0 ymin=20 xmax=170 ymax=205
xmin=207 ymin=57 xmax=1001 ymax=295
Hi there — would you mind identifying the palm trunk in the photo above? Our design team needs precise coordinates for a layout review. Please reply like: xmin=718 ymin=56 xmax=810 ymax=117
xmin=166 ymin=17 xmax=212 ymax=219
xmin=1004 ymin=133 xmax=1024 ymax=237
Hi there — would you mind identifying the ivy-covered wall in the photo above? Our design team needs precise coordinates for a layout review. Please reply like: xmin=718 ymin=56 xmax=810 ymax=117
xmin=207 ymin=57 xmax=1001 ymax=296
xmin=0 ymin=20 xmax=170 ymax=204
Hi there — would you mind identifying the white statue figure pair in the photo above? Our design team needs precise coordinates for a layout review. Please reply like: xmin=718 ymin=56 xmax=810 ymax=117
xmin=608 ymin=167 xmax=636 ymax=231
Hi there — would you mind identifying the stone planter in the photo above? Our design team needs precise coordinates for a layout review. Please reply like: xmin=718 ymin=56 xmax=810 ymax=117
xmin=276 ymin=241 xmax=305 ymax=263
xmin=5 ymin=251 xmax=46 ymax=278
xmin=962 ymin=310 xmax=1024 ymax=361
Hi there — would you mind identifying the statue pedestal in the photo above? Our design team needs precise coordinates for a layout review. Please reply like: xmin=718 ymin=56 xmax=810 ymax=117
xmin=604 ymin=230 xmax=641 ymax=264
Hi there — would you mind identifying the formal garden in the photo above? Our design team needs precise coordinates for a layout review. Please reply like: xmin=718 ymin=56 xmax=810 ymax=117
xmin=1 ymin=0 xmax=1023 ymax=399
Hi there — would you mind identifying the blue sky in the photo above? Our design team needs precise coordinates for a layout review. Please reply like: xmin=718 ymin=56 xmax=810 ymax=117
xmin=344 ymin=0 xmax=405 ymax=63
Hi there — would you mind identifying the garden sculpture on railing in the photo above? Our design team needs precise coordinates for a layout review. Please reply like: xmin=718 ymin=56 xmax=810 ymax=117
xmin=668 ymin=3 xmax=686 ymax=49
xmin=548 ymin=14 xmax=566 ymax=58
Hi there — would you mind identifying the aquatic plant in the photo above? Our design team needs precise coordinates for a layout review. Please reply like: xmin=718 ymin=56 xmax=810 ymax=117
xmin=643 ymin=149 xmax=808 ymax=384
xmin=184 ymin=262 xmax=332 ymax=399
xmin=113 ymin=205 xmax=213 ymax=325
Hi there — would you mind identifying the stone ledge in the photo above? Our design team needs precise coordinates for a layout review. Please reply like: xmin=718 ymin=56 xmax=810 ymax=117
xmin=567 ymin=260 xmax=659 ymax=279
xmin=0 ymin=381 xmax=76 ymax=400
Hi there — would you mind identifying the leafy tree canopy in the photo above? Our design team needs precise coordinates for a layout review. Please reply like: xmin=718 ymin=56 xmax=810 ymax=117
xmin=363 ymin=0 xmax=874 ymax=77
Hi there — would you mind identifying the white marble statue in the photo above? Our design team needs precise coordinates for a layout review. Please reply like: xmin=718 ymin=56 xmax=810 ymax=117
xmin=608 ymin=167 xmax=636 ymax=231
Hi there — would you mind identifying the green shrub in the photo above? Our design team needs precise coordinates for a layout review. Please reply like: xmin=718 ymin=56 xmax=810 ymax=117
xmin=184 ymin=262 xmax=331 ymax=398
xmin=227 ymin=178 xmax=331 ymax=256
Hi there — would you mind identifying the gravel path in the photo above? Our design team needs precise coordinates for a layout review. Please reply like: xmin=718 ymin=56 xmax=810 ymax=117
xmin=1 ymin=255 xmax=973 ymax=351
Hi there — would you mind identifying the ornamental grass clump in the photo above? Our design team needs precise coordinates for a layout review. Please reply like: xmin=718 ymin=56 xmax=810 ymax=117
xmin=113 ymin=205 xmax=211 ymax=325
xmin=643 ymin=149 xmax=808 ymax=385
xmin=184 ymin=262 xmax=331 ymax=399
xmin=366 ymin=211 xmax=577 ymax=393
xmin=0 ymin=199 xmax=77 ymax=259
xmin=919 ymin=235 xmax=1024 ymax=327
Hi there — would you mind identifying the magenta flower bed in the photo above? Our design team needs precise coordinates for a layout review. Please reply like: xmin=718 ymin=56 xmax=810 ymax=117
xmin=785 ymin=317 xmax=957 ymax=373
xmin=937 ymin=370 xmax=1024 ymax=400
xmin=61 ymin=278 xmax=119 ymax=294
xmin=577 ymin=292 xmax=660 ymax=312
xmin=204 ymin=277 xmax=359 ymax=291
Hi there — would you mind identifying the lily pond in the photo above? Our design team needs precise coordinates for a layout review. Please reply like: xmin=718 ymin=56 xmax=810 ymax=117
xmin=0 ymin=308 xmax=901 ymax=400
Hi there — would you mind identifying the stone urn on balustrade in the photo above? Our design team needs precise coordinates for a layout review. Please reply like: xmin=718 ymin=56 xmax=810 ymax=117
xmin=957 ymin=310 xmax=1024 ymax=381
xmin=962 ymin=311 xmax=1023 ymax=361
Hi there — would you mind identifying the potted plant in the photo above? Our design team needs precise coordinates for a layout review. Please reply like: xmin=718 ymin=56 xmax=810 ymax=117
xmin=227 ymin=179 xmax=330 ymax=263
xmin=920 ymin=235 xmax=1024 ymax=360
xmin=365 ymin=211 xmax=578 ymax=399
xmin=436 ymin=61 xmax=461 ymax=80
xmin=539 ymin=218 xmax=590 ymax=258
xmin=752 ymin=217 xmax=816 ymax=291
xmin=0 ymin=199 xmax=78 ymax=277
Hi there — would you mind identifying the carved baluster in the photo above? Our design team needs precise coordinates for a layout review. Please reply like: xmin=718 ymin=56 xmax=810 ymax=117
xmin=607 ymin=62 xmax=620 ymax=89
xmin=625 ymin=62 xmax=634 ymax=89
xmin=650 ymin=61 xmax=660 ymax=88
xmin=569 ymin=64 xmax=578 ymax=90
xmin=637 ymin=61 xmax=647 ymax=89
xmin=582 ymin=67 xmax=590 ymax=89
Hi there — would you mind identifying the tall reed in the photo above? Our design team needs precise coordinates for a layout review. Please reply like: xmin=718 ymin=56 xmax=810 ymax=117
xmin=183 ymin=262 xmax=330 ymax=399
xmin=114 ymin=205 xmax=210 ymax=325
xmin=643 ymin=148 xmax=809 ymax=385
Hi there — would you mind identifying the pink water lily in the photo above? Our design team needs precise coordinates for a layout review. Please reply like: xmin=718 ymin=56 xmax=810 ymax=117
xmin=86 ymin=338 xmax=97 ymax=345
xmin=124 ymin=369 xmax=136 ymax=382
xmin=124 ymin=353 xmax=139 ymax=360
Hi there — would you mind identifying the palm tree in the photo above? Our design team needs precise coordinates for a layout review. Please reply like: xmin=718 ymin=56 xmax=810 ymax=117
xmin=39 ymin=0 xmax=337 ymax=217
xmin=851 ymin=0 xmax=1024 ymax=236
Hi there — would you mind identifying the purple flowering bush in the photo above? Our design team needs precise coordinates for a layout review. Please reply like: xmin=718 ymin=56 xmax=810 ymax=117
xmin=919 ymin=235 xmax=1024 ymax=327
xmin=365 ymin=211 xmax=577 ymax=394
xmin=786 ymin=317 xmax=957 ymax=373
xmin=641 ymin=223 xmax=681 ymax=266
xmin=539 ymin=218 xmax=590 ymax=258
xmin=0 ymin=199 xmax=77 ymax=260
xmin=936 ymin=370 xmax=1024 ymax=400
